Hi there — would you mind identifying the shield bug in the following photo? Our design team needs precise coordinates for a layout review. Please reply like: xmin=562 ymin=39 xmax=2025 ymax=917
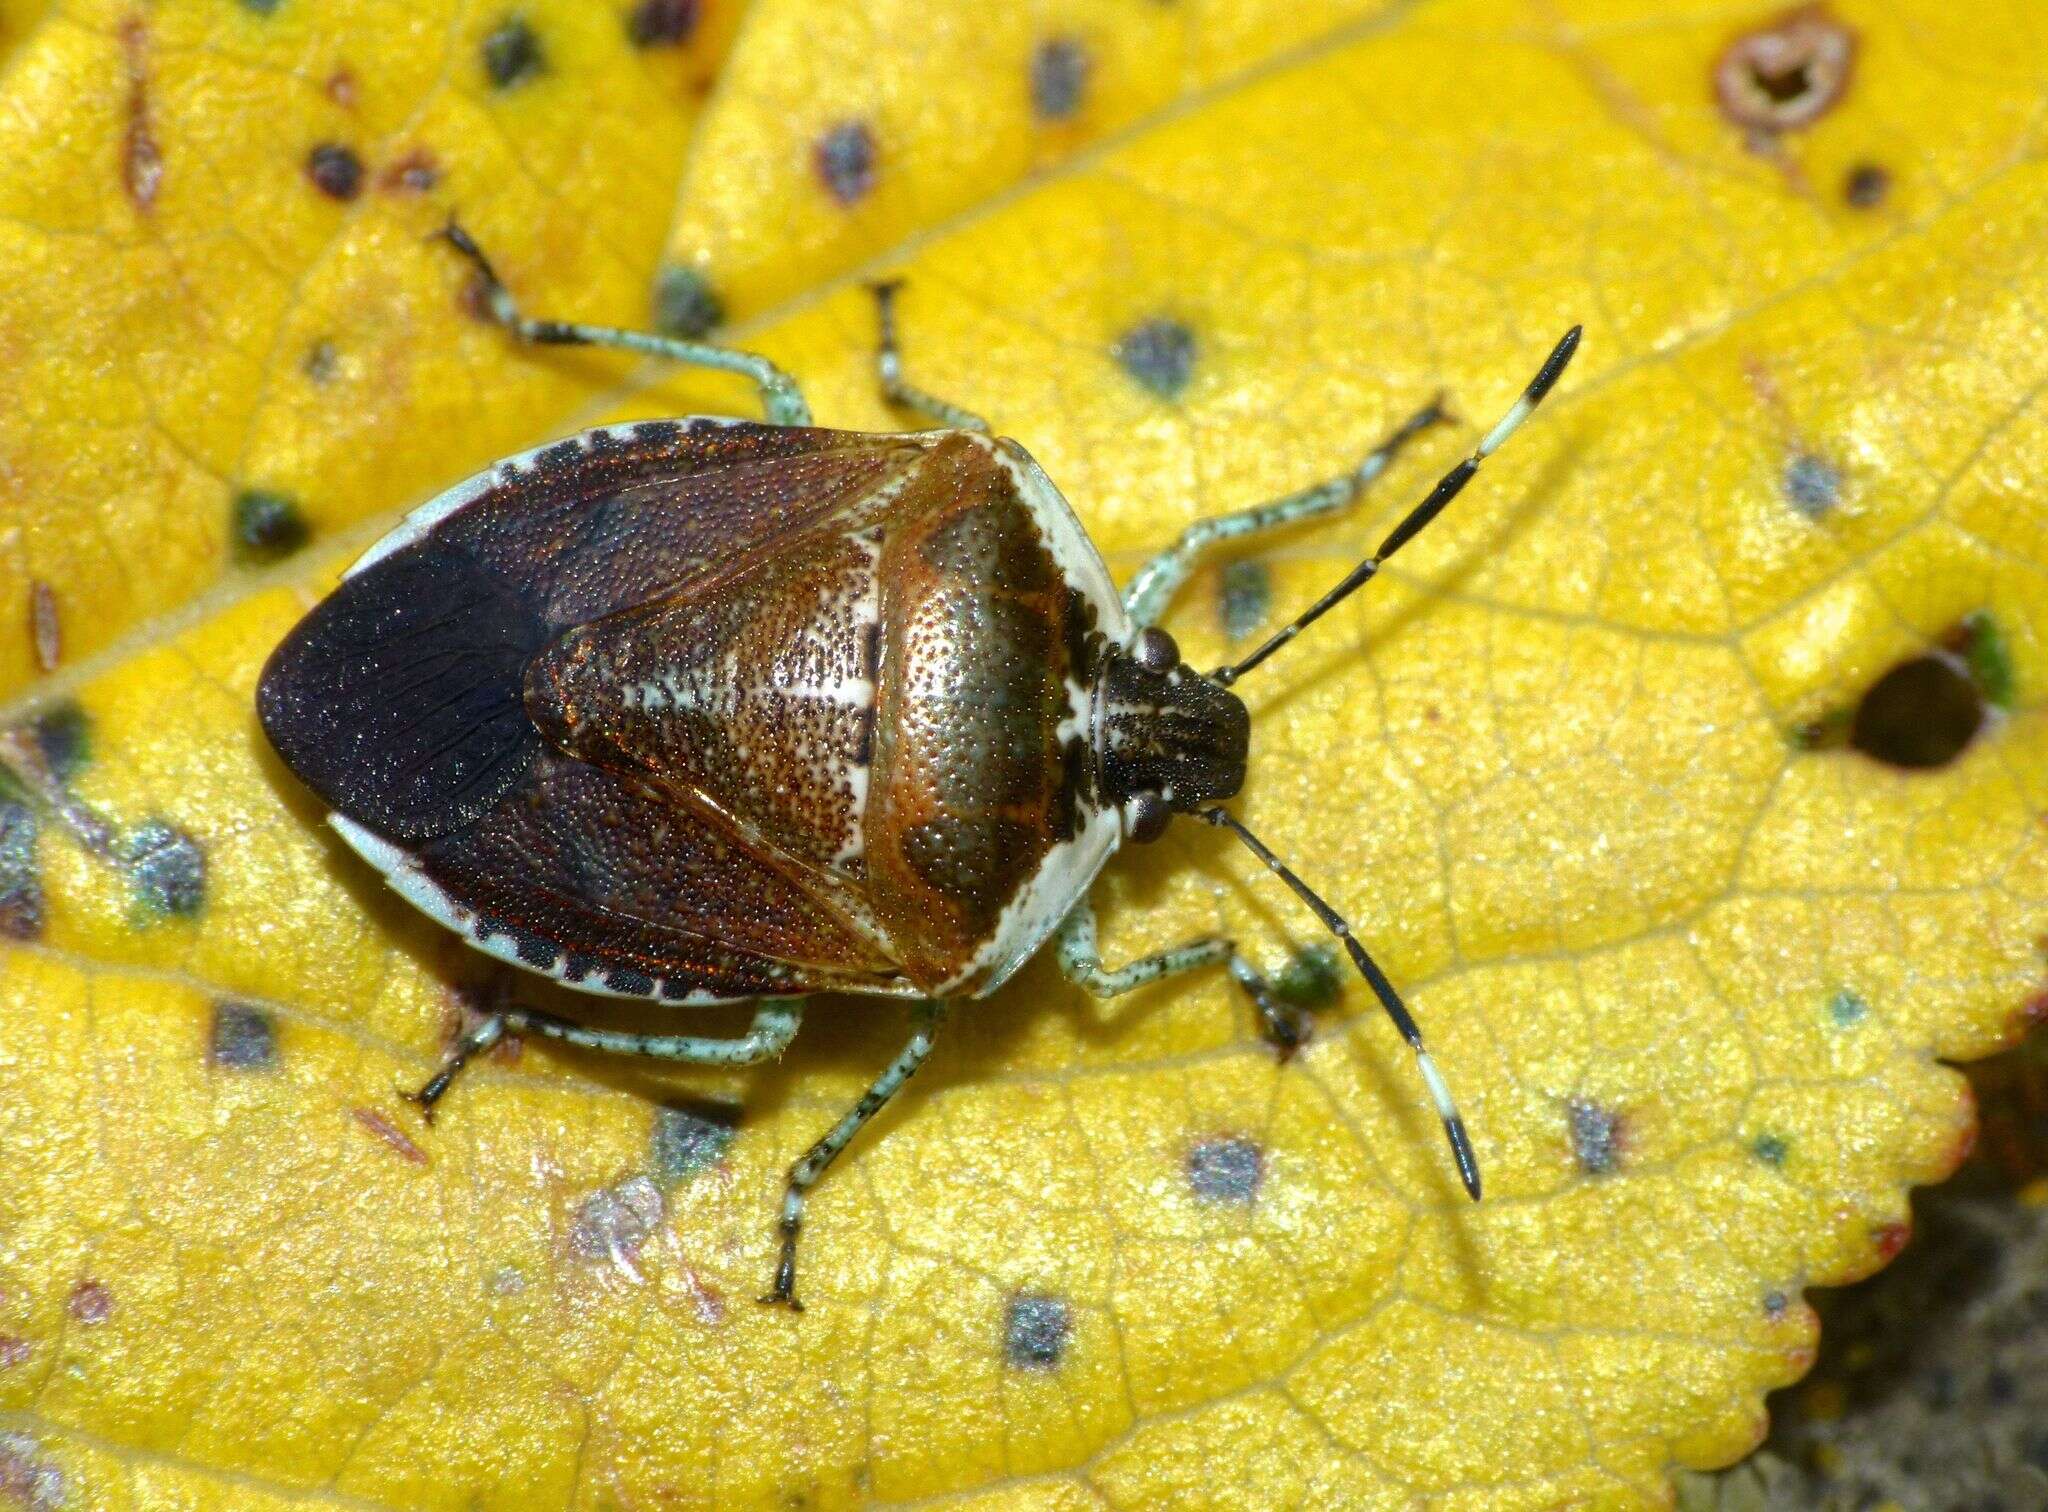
xmin=258 ymin=221 xmax=1580 ymax=1308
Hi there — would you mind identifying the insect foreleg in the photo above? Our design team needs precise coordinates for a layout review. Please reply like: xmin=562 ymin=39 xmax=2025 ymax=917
xmin=435 ymin=219 xmax=814 ymax=427
xmin=762 ymin=999 xmax=945 ymax=1311
xmin=1054 ymin=898 xmax=1307 ymax=1053
xmin=867 ymin=280 xmax=991 ymax=433
xmin=403 ymin=998 xmax=806 ymax=1118
xmin=1119 ymin=398 xmax=1448 ymax=628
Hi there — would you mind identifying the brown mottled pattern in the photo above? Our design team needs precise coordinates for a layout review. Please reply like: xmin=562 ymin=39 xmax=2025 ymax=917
xmin=530 ymin=524 xmax=881 ymax=876
xmin=865 ymin=435 xmax=1080 ymax=987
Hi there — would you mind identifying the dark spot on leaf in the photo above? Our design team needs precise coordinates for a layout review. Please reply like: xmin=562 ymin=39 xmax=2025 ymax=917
xmin=1851 ymin=653 xmax=1984 ymax=770
xmin=325 ymin=67 xmax=358 ymax=109
xmin=1114 ymin=317 xmax=1196 ymax=399
xmin=814 ymin=120 xmax=877 ymax=205
xmin=1272 ymin=944 xmax=1341 ymax=1011
xmin=238 ymin=0 xmax=283 ymax=13
xmin=654 ymin=264 xmax=724 ymax=338
xmin=1783 ymin=452 xmax=1842 ymax=517
xmin=305 ymin=143 xmax=364 ymax=201
xmin=1790 ymin=705 xmax=1849 ymax=750
xmin=1218 ymin=559 xmax=1270 ymax=641
xmin=628 ymin=0 xmax=697 ymax=47
xmin=570 ymin=1175 xmax=666 ymax=1259
xmin=1843 ymin=161 xmax=1890 ymax=208
xmin=1569 ymin=1098 xmax=1624 ymax=1175
xmin=482 ymin=16 xmax=545 ymax=89
xmin=301 ymin=338 xmax=339 ymax=382
xmin=0 ymin=1432 xmax=62 ymax=1511
xmin=232 ymin=488 xmax=310 ymax=562
xmin=28 ymin=583 xmax=58 ymax=674
xmin=1952 ymin=610 xmax=2014 ymax=710
xmin=1752 ymin=1132 xmax=1790 ymax=1167
xmin=1829 ymin=987 xmax=1868 ymax=1026
xmin=1003 ymin=1292 xmax=1071 ymax=1370
xmin=378 ymin=148 xmax=440 ymax=194
xmin=1030 ymin=37 xmax=1090 ymax=121
xmin=1714 ymin=6 xmax=1857 ymax=135
xmin=0 ymin=801 xmax=42 ymax=941
xmin=650 ymin=1098 xmax=740 ymax=1186
xmin=66 ymin=1279 xmax=111 ymax=1325
xmin=1762 ymin=1288 xmax=1789 ymax=1319
xmin=209 ymin=1001 xmax=277 ymax=1070
xmin=33 ymin=703 xmax=89 ymax=782
xmin=1186 ymin=1135 xmax=1263 ymax=1204
xmin=0 ymin=1337 xmax=27 ymax=1370
xmin=123 ymin=820 xmax=206 ymax=918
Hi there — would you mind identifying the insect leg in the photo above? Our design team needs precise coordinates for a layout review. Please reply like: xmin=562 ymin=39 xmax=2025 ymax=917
xmin=1119 ymin=399 xmax=1448 ymax=628
xmin=434 ymin=219 xmax=814 ymax=427
xmin=867 ymin=280 xmax=991 ymax=433
xmin=402 ymin=999 xmax=805 ymax=1118
xmin=1054 ymin=898 xmax=1308 ymax=1053
xmin=761 ymin=1000 xmax=945 ymax=1311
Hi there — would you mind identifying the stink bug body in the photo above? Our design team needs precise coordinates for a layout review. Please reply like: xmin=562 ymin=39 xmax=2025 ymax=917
xmin=258 ymin=223 xmax=1579 ymax=1308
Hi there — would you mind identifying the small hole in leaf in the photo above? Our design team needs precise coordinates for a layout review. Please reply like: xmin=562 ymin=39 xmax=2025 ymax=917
xmin=1850 ymin=654 xmax=1984 ymax=770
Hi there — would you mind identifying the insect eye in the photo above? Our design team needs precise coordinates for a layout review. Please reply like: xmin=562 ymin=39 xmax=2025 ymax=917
xmin=1133 ymin=627 xmax=1179 ymax=673
xmin=1124 ymin=791 xmax=1171 ymax=843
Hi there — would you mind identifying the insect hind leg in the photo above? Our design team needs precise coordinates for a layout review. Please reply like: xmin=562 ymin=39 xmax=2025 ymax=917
xmin=868 ymin=280 xmax=990 ymax=433
xmin=1054 ymin=898 xmax=1309 ymax=1054
xmin=1120 ymin=398 xmax=1449 ymax=628
xmin=435 ymin=218 xmax=813 ymax=427
xmin=403 ymin=998 xmax=806 ymax=1119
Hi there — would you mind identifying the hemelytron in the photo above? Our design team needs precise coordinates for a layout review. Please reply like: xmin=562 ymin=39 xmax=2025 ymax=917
xmin=258 ymin=220 xmax=1580 ymax=1309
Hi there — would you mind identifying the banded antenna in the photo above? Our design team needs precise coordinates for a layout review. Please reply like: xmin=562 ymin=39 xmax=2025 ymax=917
xmin=1206 ymin=327 xmax=1584 ymax=1201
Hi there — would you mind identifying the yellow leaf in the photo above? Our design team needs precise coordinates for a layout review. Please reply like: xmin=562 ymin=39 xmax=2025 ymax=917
xmin=3 ymin=0 xmax=2046 ymax=1508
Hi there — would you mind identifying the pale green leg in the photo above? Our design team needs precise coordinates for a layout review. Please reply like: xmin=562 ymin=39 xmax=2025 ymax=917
xmin=1120 ymin=399 xmax=1447 ymax=628
xmin=405 ymin=999 xmax=805 ymax=1116
xmin=438 ymin=220 xmax=813 ymax=427
xmin=1055 ymin=899 xmax=1306 ymax=1052
xmin=763 ymin=1000 xmax=945 ymax=1310
xmin=868 ymin=280 xmax=990 ymax=433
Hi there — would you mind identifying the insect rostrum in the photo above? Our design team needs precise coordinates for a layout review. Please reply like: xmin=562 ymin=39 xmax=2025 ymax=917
xmin=257 ymin=221 xmax=1578 ymax=1308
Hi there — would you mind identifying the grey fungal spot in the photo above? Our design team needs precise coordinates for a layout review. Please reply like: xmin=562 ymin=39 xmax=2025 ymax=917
xmin=650 ymin=1098 xmax=740 ymax=1186
xmin=814 ymin=120 xmax=878 ymax=205
xmin=1751 ymin=1133 xmax=1790 ymax=1167
xmin=1569 ymin=1097 xmax=1622 ymax=1175
xmin=569 ymin=1174 xmax=666 ymax=1260
xmin=209 ymin=1001 xmax=277 ymax=1070
xmin=302 ymin=338 xmax=339 ymax=382
xmin=0 ymin=1432 xmax=63 ymax=1512
xmin=1030 ymin=37 xmax=1090 ymax=121
xmin=482 ymin=15 xmax=544 ymax=89
xmin=1784 ymin=452 xmax=1842 ymax=517
xmin=123 ymin=820 xmax=206 ymax=918
xmin=1114 ymin=317 xmax=1196 ymax=399
xmin=0 ymin=801 xmax=42 ymax=941
xmin=1186 ymin=1135 xmax=1263 ymax=1204
xmin=1851 ymin=654 xmax=1984 ymax=770
xmin=233 ymin=488 xmax=310 ymax=561
xmin=654 ymin=264 xmax=724 ymax=339
xmin=628 ymin=0 xmax=697 ymax=47
xmin=1218 ymin=559 xmax=1271 ymax=641
xmin=31 ymin=703 xmax=89 ymax=783
xmin=1843 ymin=161 xmax=1890 ymax=208
xmin=1829 ymin=988 xmax=1868 ymax=1026
xmin=66 ymin=1279 xmax=111 ymax=1324
xmin=1003 ymin=1292 xmax=1072 ymax=1370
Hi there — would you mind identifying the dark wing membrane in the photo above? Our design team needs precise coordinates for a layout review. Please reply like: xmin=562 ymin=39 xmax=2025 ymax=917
xmin=414 ymin=750 xmax=901 ymax=997
xmin=440 ymin=420 xmax=924 ymax=625
xmin=259 ymin=419 xmax=919 ymax=846
xmin=258 ymin=542 xmax=547 ymax=842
